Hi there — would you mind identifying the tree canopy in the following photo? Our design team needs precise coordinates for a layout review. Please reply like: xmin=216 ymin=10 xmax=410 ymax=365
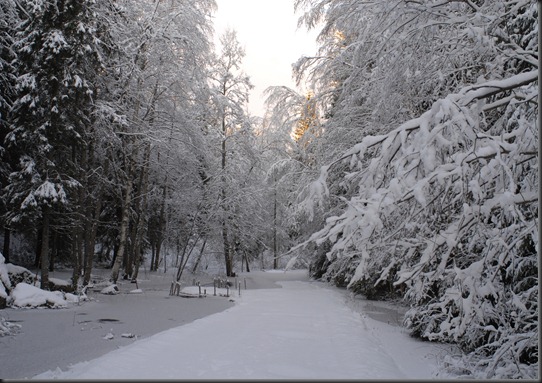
xmin=0 ymin=0 xmax=538 ymax=379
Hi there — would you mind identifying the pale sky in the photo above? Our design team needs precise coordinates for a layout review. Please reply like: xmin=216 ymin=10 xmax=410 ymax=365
xmin=213 ymin=0 xmax=320 ymax=117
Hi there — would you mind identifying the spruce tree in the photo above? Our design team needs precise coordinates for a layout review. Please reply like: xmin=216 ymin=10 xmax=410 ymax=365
xmin=6 ymin=0 xmax=105 ymax=288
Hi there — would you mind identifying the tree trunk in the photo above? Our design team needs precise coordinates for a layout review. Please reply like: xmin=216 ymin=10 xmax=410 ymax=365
xmin=111 ymin=171 xmax=133 ymax=284
xmin=125 ymin=219 xmax=136 ymax=278
xmin=72 ymin=142 xmax=88 ymax=289
xmin=71 ymin=225 xmax=82 ymax=288
xmin=223 ymin=221 xmax=232 ymax=276
xmin=150 ymin=244 xmax=156 ymax=272
xmin=131 ymin=142 xmax=151 ymax=282
xmin=154 ymin=239 xmax=163 ymax=271
xmin=191 ymin=239 xmax=207 ymax=274
xmin=83 ymin=189 xmax=102 ymax=286
xmin=221 ymin=114 xmax=233 ymax=277
xmin=273 ymin=177 xmax=278 ymax=270
xmin=82 ymin=219 xmax=94 ymax=286
xmin=34 ymin=229 xmax=42 ymax=268
xmin=49 ymin=229 xmax=56 ymax=272
xmin=3 ymin=228 xmax=10 ymax=263
xmin=174 ymin=234 xmax=204 ymax=283
xmin=153 ymin=181 xmax=167 ymax=271
xmin=40 ymin=209 xmax=50 ymax=290
xmin=245 ymin=251 xmax=250 ymax=272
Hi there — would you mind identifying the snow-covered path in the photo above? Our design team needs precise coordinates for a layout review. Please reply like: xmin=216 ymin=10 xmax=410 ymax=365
xmin=35 ymin=274 xmax=451 ymax=380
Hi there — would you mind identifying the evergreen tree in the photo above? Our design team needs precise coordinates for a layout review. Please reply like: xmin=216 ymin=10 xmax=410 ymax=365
xmin=5 ymin=0 xmax=106 ymax=288
xmin=0 ymin=0 xmax=19 ymax=262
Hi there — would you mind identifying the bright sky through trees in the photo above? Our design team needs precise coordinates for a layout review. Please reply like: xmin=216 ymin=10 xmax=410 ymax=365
xmin=213 ymin=0 xmax=319 ymax=117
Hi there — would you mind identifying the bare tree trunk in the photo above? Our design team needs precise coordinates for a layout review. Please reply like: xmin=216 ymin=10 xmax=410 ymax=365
xmin=83 ymin=190 xmax=102 ymax=286
xmin=150 ymin=244 xmax=156 ymax=271
xmin=221 ymin=114 xmax=233 ymax=277
xmin=245 ymin=251 xmax=250 ymax=272
xmin=40 ymin=209 xmax=50 ymax=290
xmin=153 ymin=234 xmax=163 ymax=271
xmin=83 ymin=151 xmax=107 ymax=286
xmin=191 ymin=238 xmax=207 ymax=274
xmin=173 ymin=196 xmax=216 ymax=286
xmin=72 ymin=145 xmax=88 ymax=289
xmin=273 ymin=176 xmax=278 ymax=270
xmin=34 ymin=230 xmax=41 ymax=268
xmin=49 ymin=230 xmax=57 ymax=272
xmin=223 ymin=221 xmax=232 ymax=276
xmin=71 ymin=223 xmax=83 ymax=287
xmin=174 ymin=235 xmax=204 ymax=283
xmin=153 ymin=181 xmax=167 ymax=271
xmin=111 ymin=168 xmax=133 ymax=284
xmin=153 ymin=235 xmax=162 ymax=272
xmin=132 ymin=142 xmax=151 ymax=282
xmin=125 ymin=218 xmax=136 ymax=278
xmin=2 ymin=228 xmax=9 ymax=263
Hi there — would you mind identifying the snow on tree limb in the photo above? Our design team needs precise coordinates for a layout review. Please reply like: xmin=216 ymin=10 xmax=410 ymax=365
xmin=297 ymin=65 xmax=537 ymax=379
xmin=305 ymin=69 xmax=538 ymax=209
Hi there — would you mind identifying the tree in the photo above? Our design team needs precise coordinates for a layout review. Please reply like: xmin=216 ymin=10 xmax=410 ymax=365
xmin=107 ymin=0 xmax=216 ymax=283
xmin=261 ymin=85 xmax=324 ymax=269
xmin=0 ymin=0 xmax=19 ymax=263
xmin=0 ymin=0 xmax=219 ymax=287
xmin=5 ymin=0 xmax=108 ymax=289
xmin=291 ymin=0 xmax=538 ymax=378
xmin=209 ymin=28 xmax=253 ymax=277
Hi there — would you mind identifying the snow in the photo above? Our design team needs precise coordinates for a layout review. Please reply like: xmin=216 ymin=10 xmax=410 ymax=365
xmin=460 ymin=70 xmax=538 ymax=104
xmin=34 ymin=180 xmax=68 ymax=204
xmin=99 ymin=284 xmax=119 ymax=295
xmin=0 ymin=254 xmax=11 ymax=294
xmin=48 ymin=277 xmax=71 ymax=287
xmin=1 ymin=269 xmax=458 ymax=380
xmin=0 ymin=268 xmax=234 ymax=379
xmin=10 ymin=282 xmax=68 ymax=308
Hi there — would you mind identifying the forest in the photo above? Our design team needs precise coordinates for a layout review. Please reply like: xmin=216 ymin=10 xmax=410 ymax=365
xmin=0 ymin=0 xmax=538 ymax=379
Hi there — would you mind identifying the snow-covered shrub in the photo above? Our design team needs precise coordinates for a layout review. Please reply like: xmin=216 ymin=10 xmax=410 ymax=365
xmin=0 ymin=253 xmax=12 ymax=308
xmin=6 ymin=263 xmax=34 ymax=287
xmin=11 ymin=282 xmax=68 ymax=308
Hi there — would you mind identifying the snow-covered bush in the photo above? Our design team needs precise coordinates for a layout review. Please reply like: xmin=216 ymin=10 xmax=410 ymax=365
xmin=1 ymin=251 xmax=85 ymax=308
xmin=6 ymin=263 xmax=34 ymax=287
xmin=0 ymin=252 xmax=12 ymax=308
xmin=10 ymin=282 xmax=68 ymax=308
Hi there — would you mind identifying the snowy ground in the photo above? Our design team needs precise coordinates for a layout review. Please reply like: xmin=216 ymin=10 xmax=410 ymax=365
xmin=0 ymin=268 xmax=234 ymax=379
xmin=1 ymin=268 xmax=459 ymax=380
